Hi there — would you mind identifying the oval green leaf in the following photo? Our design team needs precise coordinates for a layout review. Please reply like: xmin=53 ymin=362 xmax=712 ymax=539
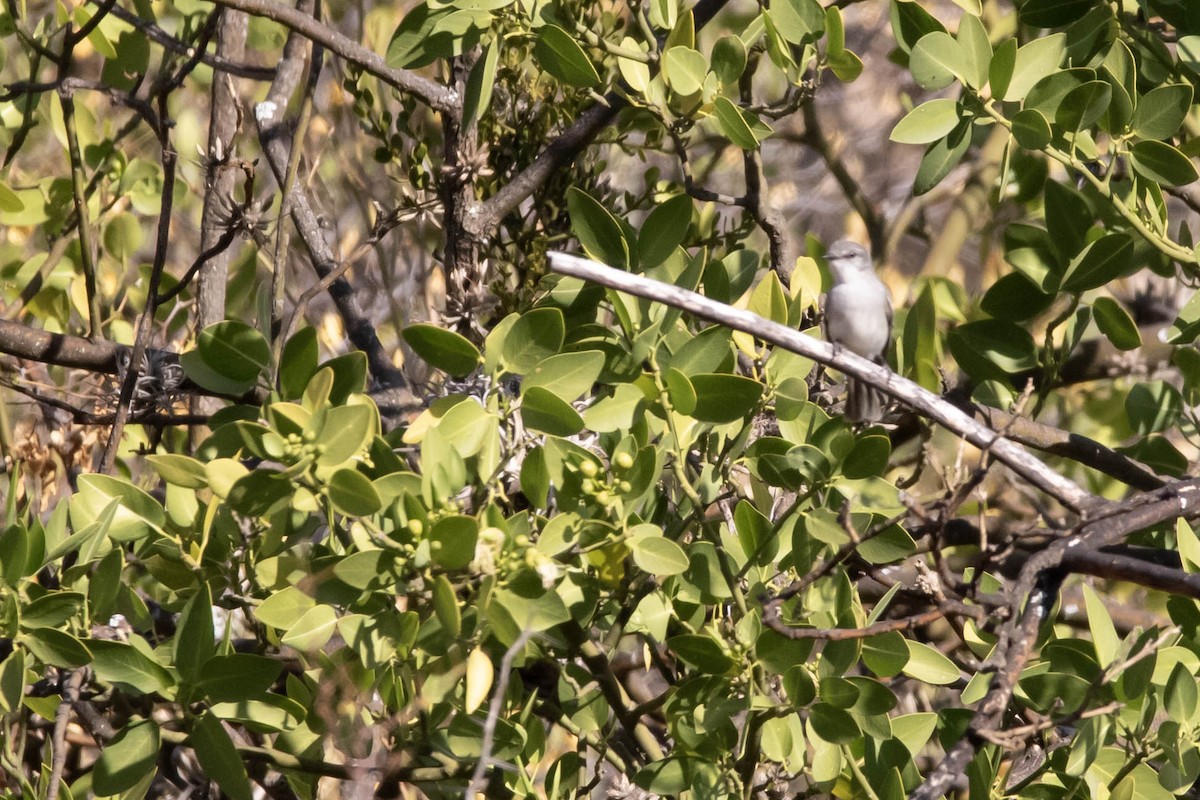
xmin=402 ymin=323 xmax=482 ymax=377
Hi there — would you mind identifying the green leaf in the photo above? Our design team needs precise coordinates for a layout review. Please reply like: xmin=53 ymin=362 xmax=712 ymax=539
xmin=909 ymin=31 xmax=966 ymax=90
xmin=0 ymin=650 xmax=25 ymax=714
xmin=711 ymin=35 xmax=747 ymax=86
xmin=0 ymin=182 xmax=25 ymax=213
xmin=630 ymin=532 xmax=690 ymax=576
xmin=94 ymin=718 xmax=160 ymax=795
xmin=856 ymin=525 xmax=916 ymax=564
xmin=947 ymin=320 xmax=1038 ymax=381
xmin=146 ymin=454 xmax=208 ymax=489
xmin=1092 ymin=297 xmax=1141 ymax=351
xmin=662 ymin=46 xmax=707 ymax=95
xmin=191 ymin=712 xmax=252 ymax=800
xmin=638 ymin=194 xmax=692 ymax=268
xmin=332 ymin=550 xmax=401 ymax=590
xmin=1055 ymin=80 xmax=1110 ymax=132
xmin=534 ymin=24 xmax=600 ymax=87
xmin=1025 ymin=68 xmax=1090 ymax=121
xmin=863 ymin=632 xmax=909 ymax=677
xmin=324 ymin=351 xmax=368 ymax=402
xmin=1020 ymin=671 xmax=1090 ymax=714
xmin=1132 ymin=84 xmax=1193 ymax=140
xmin=824 ymin=5 xmax=847 ymax=58
xmin=1126 ymin=381 xmax=1182 ymax=435
xmin=210 ymin=695 xmax=306 ymax=732
xmin=770 ymin=0 xmax=824 ymax=44
xmin=635 ymin=757 xmax=694 ymax=795
xmin=1020 ymin=0 xmax=1096 ymax=28
xmin=712 ymin=96 xmax=761 ymax=150
xmin=433 ymin=573 xmax=463 ymax=637
xmin=667 ymin=634 xmax=735 ymax=674
xmin=1065 ymin=716 xmax=1105 ymax=776
xmin=1169 ymin=291 xmax=1200 ymax=344
xmin=88 ymin=641 xmax=174 ymax=695
xmin=914 ymin=120 xmax=971 ymax=195
xmin=503 ymin=308 xmax=564 ymax=374
xmin=1181 ymin=35 xmax=1200 ymax=77
xmin=1043 ymin=179 xmax=1093 ymax=260
xmin=402 ymin=324 xmax=481 ymax=377
xmin=902 ymin=640 xmax=960 ymax=685
xmin=890 ymin=0 xmax=946 ymax=53
xmin=175 ymin=583 xmax=215 ymax=683
xmin=1081 ymin=583 xmax=1119 ymax=667
xmin=226 ymin=470 xmax=293 ymax=517
xmin=664 ymin=368 xmax=697 ymax=414
xmin=521 ymin=386 xmax=585 ymax=436
xmin=21 ymin=628 xmax=93 ymax=668
xmin=75 ymin=474 xmax=165 ymax=542
xmin=489 ymin=581 xmax=570 ymax=637
xmin=1000 ymin=33 xmax=1066 ymax=102
xmin=670 ymin=326 xmax=733 ymax=376
xmin=19 ymin=591 xmax=83 ymax=629
xmin=1060 ymin=233 xmax=1133 ymax=292
xmin=1130 ymin=140 xmax=1199 ymax=186
xmin=328 ymin=467 xmax=383 ymax=516
xmin=430 ymin=514 xmax=479 ymax=570
xmin=462 ymin=40 xmax=498 ymax=126
xmin=1165 ymin=662 xmax=1198 ymax=722
xmin=315 ymin=405 xmax=373 ymax=465
xmin=192 ymin=654 xmax=283 ymax=703
xmin=688 ymin=373 xmax=763 ymax=422
xmin=254 ymin=586 xmax=316 ymax=630
xmin=280 ymin=604 xmax=339 ymax=651
xmin=523 ymin=350 xmax=605 ymax=402
xmin=567 ymin=188 xmax=629 ymax=269
xmin=980 ymin=272 xmax=1054 ymax=322
xmin=956 ymin=13 xmax=992 ymax=89
xmin=197 ymin=320 xmax=270 ymax=384
xmin=890 ymin=98 xmax=963 ymax=145
xmin=734 ymin=499 xmax=773 ymax=557
xmin=828 ymin=49 xmax=864 ymax=82
xmin=278 ymin=327 xmax=318 ymax=400
xmin=809 ymin=702 xmax=861 ymax=744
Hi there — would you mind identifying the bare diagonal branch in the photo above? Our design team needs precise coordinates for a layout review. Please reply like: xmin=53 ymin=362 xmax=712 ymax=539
xmin=547 ymin=251 xmax=1100 ymax=513
xmin=205 ymin=0 xmax=460 ymax=112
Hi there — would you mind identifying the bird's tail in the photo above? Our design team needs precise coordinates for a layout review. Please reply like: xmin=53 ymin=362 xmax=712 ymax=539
xmin=846 ymin=377 xmax=887 ymax=423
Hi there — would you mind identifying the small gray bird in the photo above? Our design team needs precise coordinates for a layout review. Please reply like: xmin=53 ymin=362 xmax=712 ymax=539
xmin=822 ymin=240 xmax=893 ymax=422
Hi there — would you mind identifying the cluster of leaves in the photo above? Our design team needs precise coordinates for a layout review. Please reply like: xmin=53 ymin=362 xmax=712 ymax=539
xmin=887 ymin=0 xmax=1200 ymax=479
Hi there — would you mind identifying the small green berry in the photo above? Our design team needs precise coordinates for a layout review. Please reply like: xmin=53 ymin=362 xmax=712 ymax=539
xmin=614 ymin=452 xmax=634 ymax=471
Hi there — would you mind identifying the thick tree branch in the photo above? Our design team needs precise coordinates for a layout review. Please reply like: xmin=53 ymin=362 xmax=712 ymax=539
xmin=205 ymin=0 xmax=460 ymax=112
xmin=913 ymin=480 xmax=1200 ymax=799
xmin=966 ymin=404 xmax=1165 ymax=491
xmin=547 ymin=252 xmax=1100 ymax=513
xmin=465 ymin=0 xmax=733 ymax=236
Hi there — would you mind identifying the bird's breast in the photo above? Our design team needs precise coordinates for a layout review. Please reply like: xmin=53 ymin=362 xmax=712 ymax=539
xmin=825 ymin=284 xmax=890 ymax=357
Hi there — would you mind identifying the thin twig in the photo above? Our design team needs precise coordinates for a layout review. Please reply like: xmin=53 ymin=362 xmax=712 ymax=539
xmin=45 ymin=669 xmax=85 ymax=800
xmin=464 ymin=631 xmax=532 ymax=798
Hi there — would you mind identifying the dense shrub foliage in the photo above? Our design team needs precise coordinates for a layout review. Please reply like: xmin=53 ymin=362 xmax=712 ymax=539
xmin=5 ymin=0 xmax=1200 ymax=799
